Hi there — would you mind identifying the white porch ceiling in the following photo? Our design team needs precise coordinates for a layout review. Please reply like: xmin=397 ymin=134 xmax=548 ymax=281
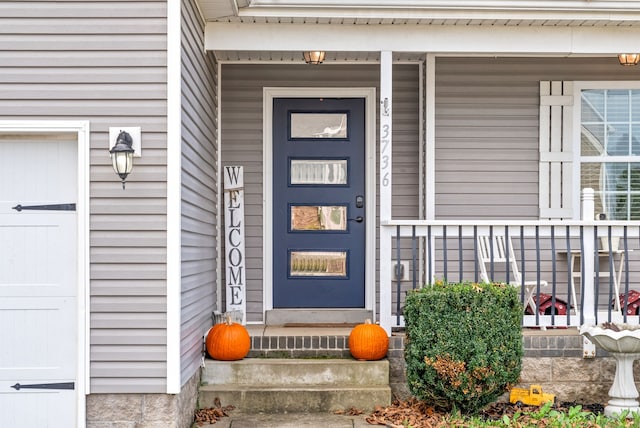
xmin=206 ymin=21 xmax=640 ymax=58
xmin=199 ymin=0 xmax=640 ymax=62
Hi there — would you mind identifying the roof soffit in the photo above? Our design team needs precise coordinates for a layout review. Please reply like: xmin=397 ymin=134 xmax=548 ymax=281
xmin=198 ymin=0 xmax=640 ymax=24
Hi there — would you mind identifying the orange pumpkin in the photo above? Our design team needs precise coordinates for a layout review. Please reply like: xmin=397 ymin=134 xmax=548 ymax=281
xmin=206 ymin=315 xmax=251 ymax=361
xmin=348 ymin=319 xmax=389 ymax=361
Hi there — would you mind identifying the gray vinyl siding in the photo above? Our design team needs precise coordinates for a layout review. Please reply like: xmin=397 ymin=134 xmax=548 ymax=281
xmin=221 ymin=64 xmax=420 ymax=322
xmin=0 ymin=1 xmax=169 ymax=393
xmin=180 ymin=0 xmax=218 ymax=386
xmin=434 ymin=56 xmax=637 ymax=220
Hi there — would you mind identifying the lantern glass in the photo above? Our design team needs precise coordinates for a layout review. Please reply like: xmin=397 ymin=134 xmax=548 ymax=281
xmin=111 ymin=151 xmax=134 ymax=179
xmin=303 ymin=51 xmax=326 ymax=64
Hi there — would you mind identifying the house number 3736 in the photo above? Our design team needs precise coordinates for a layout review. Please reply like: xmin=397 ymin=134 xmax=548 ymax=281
xmin=381 ymin=123 xmax=390 ymax=187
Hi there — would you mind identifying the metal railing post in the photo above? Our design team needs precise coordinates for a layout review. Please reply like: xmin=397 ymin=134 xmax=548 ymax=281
xmin=582 ymin=188 xmax=597 ymax=358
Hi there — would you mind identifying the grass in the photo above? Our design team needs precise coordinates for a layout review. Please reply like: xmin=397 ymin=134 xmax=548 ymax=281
xmin=368 ymin=399 xmax=640 ymax=427
xmin=464 ymin=402 xmax=640 ymax=427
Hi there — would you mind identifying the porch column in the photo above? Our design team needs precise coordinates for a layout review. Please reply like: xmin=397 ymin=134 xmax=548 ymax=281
xmin=379 ymin=51 xmax=393 ymax=335
xmin=582 ymin=187 xmax=597 ymax=358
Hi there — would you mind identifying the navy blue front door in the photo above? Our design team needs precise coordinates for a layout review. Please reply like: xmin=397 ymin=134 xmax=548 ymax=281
xmin=273 ymin=98 xmax=366 ymax=308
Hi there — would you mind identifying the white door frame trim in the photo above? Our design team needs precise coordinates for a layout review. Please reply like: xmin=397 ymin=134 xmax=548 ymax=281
xmin=0 ymin=119 xmax=89 ymax=427
xmin=262 ymin=87 xmax=377 ymax=321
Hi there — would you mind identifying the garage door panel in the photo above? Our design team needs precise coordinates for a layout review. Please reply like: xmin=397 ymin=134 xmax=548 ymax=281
xmin=0 ymin=387 xmax=76 ymax=427
xmin=0 ymin=139 xmax=76 ymax=203
xmin=0 ymin=215 xmax=76 ymax=296
xmin=0 ymin=298 xmax=76 ymax=380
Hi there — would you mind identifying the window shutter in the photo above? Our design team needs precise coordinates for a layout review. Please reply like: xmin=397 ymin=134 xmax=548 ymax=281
xmin=539 ymin=81 xmax=574 ymax=219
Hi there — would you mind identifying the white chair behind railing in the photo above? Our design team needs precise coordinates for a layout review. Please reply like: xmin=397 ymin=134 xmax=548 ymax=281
xmin=476 ymin=234 xmax=549 ymax=313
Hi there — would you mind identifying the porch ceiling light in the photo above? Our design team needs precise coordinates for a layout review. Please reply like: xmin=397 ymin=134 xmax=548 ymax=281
xmin=109 ymin=130 xmax=135 ymax=189
xmin=618 ymin=54 xmax=640 ymax=66
xmin=303 ymin=51 xmax=326 ymax=64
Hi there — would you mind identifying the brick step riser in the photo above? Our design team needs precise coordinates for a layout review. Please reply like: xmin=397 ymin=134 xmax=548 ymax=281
xmin=246 ymin=334 xmax=404 ymax=359
xmin=248 ymin=335 xmax=351 ymax=358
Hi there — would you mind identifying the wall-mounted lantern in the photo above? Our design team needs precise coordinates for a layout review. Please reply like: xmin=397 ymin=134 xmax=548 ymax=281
xmin=109 ymin=127 xmax=141 ymax=189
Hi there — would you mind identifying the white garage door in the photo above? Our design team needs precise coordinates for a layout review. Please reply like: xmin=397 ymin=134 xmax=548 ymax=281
xmin=0 ymin=134 xmax=78 ymax=427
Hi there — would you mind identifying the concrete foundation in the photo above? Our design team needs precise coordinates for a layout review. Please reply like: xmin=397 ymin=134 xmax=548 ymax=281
xmin=86 ymin=370 xmax=199 ymax=428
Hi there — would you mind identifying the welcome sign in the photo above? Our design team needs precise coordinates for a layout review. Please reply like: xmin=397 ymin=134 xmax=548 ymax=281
xmin=224 ymin=166 xmax=246 ymax=324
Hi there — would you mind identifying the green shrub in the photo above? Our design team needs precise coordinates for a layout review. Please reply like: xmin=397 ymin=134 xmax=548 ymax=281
xmin=404 ymin=281 xmax=524 ymax=414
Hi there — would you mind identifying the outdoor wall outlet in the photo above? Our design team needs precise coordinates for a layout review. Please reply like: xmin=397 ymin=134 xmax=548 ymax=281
xmin=393 ymin=260 xmax=410 ymax=281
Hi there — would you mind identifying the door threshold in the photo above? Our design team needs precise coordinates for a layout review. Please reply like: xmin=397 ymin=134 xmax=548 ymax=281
xmin=283 ymin=322 xmax=359 ymax=328
xmin=265 ymin=309 xmax=372 ymax=326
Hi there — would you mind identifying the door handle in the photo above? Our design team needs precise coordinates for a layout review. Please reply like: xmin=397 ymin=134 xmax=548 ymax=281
xmin=348 ymin=216 xmax=364 ymax=223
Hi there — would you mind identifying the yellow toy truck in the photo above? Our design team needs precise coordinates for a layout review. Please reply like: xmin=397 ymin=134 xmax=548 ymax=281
xmin=509 ymin=385 xmax=556 ymax=407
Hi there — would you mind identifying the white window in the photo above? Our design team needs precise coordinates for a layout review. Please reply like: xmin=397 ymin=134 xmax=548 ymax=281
xmin=576 ymin=83 xmax=640 ymax=220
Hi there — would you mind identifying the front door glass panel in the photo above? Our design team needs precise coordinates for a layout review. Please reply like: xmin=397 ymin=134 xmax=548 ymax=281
xmin=290 ymin=113 xmax=348 ymax=139
xmin=290 ymin=159 xmax=347 ymax=185
xmin=289 ymin=251 xmax=347 ymax=277
xmin=290 ymin=205 xmax=347 ymax=231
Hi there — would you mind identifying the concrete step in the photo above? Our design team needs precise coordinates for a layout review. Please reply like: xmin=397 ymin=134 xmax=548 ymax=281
xmin=202 ymin=358 xmax=389 ymax=386
xmin=199 ymin=384 xmax=391 ymax=413
xmin=199 ymin=358 xmax=391 ymax=413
